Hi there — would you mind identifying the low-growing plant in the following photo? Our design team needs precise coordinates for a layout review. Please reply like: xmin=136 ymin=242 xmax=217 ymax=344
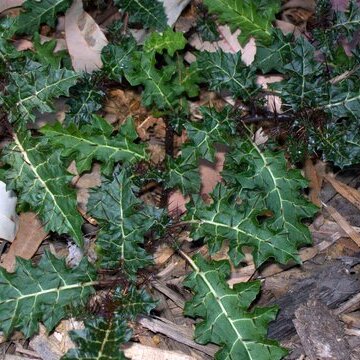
xmin=0 ymin=0 xmax=359 ymax=359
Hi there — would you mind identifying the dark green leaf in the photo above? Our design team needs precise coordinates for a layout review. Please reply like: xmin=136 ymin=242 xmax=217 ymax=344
xmin=223 ymin=137 xmax=318 ymax=249
xmin=40 ymin=116 xmax=147 ymax=175
xmin=3 ymin=63 xmax=78 ymax=124
xmin=197 ymin=50 xmax=259 ymax=100
xmin=2 ymin=131 xmax=84 ymax=246
xmin=15 ymin=0 xmax=73 ymax=34
xmin=203 ymin=0 xmax=281 ymax=45
xmin=114 ymin=0 xmax=168 ymax=31
xmin=0 ymin=251 xmax=96 ymax=338
xmin=88 ymin=167 xmax=161 ymax=276
xmin=184 ymin=255 xmax=287 ymax=360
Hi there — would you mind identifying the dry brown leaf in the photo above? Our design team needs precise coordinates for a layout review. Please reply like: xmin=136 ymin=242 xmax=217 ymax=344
xmin=323 ymin=202 xmax=360 ymax=247
xmin=104 ymin=89 xmax=147 ymax=125
xmin=161 ymin=0 xmax=191 ymax=26
xmin=0 ymin=0 xmax=24 ymax=13
xmin=76 ymin=163 xmax=101 ymax=212
xmin=325 ymin=174 xmax=360 ymax=211
xmin=304 ymin=158 xmax=323 ymax=207
xmin=137 ymin=116 xmax=166 ymax=141
xmin=124 ymin=342 xmax=195 ymax=360
xmin=1 ymin=213 xmax=48 ymax=272
xmin=65 ymin=0 xmax=108 ymax=73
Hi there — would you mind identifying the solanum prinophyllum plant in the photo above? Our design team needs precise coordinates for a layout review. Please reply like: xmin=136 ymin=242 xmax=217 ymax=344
xmin=0 ymin=0 xmax=359 ymax=358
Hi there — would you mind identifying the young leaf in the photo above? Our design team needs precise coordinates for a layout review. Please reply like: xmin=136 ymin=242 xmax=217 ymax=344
xmin=40 ymin=116 xmax=147 ymax=175
xmin=197 ymin=50 xmax=259 ymax=100
xmin=223 ymin=138 xmax=318 ymax=249
xmin=88 ymin=167 xmax=160 ymax=276
xmin=14 ymin=0 xmax=73 ymax=34
xmin=144 ymin=27 xmax=186 ymax=57
xmin=64 ymin=74 xmax=105 ymax=126
xmin=101 ymin=38 xmax=138 ymax=82
xmin=185 ymin=184 xmax=301 ymax=267
xmin=254 ymin=29 xmax=292 ymax=74
xmin=2 ymin=131 xmax=84 ymax=246
xmin=62 ymin=317 xmax=130 ymax=360
xmin=62 ymin=286 xmax=156 ymax=359
xmin=124 ymin=51 xmax=183 ymax=110
xmin=32 ymin=32 xmax=67 ymax=69
xmin=310 ymin=120 xmax=360 ymax=168
xmin=184 ymin=255 xmax=287 ymax=360
xmin=275 ymin=37 xmax=323 ymax=111
xmin=203 ymin=0 xmax=281 ymax=45
xmin=112 ymin=286 xmax=157 ymax=320
xmin=114 ymin=0 xmax=168 ymax=31
xmin=183 ymin=106 xmax=235 ymax=162
xmin=0 ymin=251 xmax=97 ymax=338
xmin=3 ymin=62 xmax=78 ymax=124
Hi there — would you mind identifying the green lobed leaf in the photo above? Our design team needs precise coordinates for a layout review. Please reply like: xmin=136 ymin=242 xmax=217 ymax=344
xmin=14 ymin=0 xmax=73 ymax=34
xmin=203 ymin=0 xmax=281 ymax=45
xmin=274 ymin=37 xmax=323 ymax=111
xmin=101 ymin=37 xmax=138 ymax=82
xmin=0 ymin=251 xmax=97 ymax=338
xmin=62 ymin=286 xmax=156 ymax=359
xmin=223 ymin=137 xmax=318 ymax=250
xmin=309 ymin=119 xmax=360 ymax=168
xmin=254 ymin=29 xmax=292 ymax=74
xmin=114 ymin=0 xmax=168 ymax=31
xmin=64 ymin=74 xmax=105 ymax=126
xmin=196 ymin=50 xmax=259 ymax=101
xmin=185 ymin=184 xmax=301 ymax=267
xmin=2 ymin=131 xmax=84 ymax=246
xmin=40 ymin=116 xmax=147 ymax=175
xmin=124 ymin=50 xmax=183 ymax=110
xmin=144 ymin=27 xmax=186 ymax=57
xmin=3 ymin=62 xmax=78 ymax=124
xmin=88 ymin=167 xmax=161 ymax=276
xmin=62 ymin=317 xmax=130 ymax=360
xmin=196 ymin=16 xmax=220 ymax=42
xmin=184 ymin=255 xmax=287 ymax=360
xmin=32 ymin=32 xmax=67 ymax=69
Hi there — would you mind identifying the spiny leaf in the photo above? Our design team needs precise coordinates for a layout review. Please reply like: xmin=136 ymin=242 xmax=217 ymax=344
xmin=185 ymin=184 xmax=302 ymax=267
xmin=223 ymin=137 xmax=318 ymax=249
xmin=144 ymin=27 xmax=186 ymax=57
xmin=183 ymin=106 xmax=235 ymax=162
xmin=124 ymin=50 xmax=183 ymax=110
xmin=101 ymin=38 xmax=138 ymax=82
xmin=310 ymin=119 xmax=360 ymax=168
xmin=88 ymin=167 xmax=161 ymax=277
xmin=112 ymin=286 xmax=157 ymax=320
xmin=196 ymin=15 xmax=220 ymax=42
xmin=275 ymin=37 xmax=323 ymax=111
xmin=0 ymin=251 xmax=97 ymax=338
xmin=2 ymin=131 xmax=84 ymax=246
xmin=62 ymin=286 xmax=156 ymax=359
xmin=3 ymin=62 xmax=78 ymax=124
xmin=62 ymin=317 xmax=130 ymax=360
xmin=197 ymin=50 xmax=259 ymax=101
xmin=166 ymin=155 xmax=201 ymax=195
xmin=114 ymin=0 xmax=168 ymax=31
xmin=184 ymin=255 xmax=287 ymax=360
xmin=203 ymin=0 xmax=281 ymax=45
xmin=64 ymin=75 xmax=105 ymax=126
xmin=254 ymin=29 xmax=292 ymax=74
xmin=14 ymin=0 xmax=73 ymax=34
xmin=320 ymin=80 xmax=360 ymax=119
xmin=40 ymin=116 xmax=147 ymax=175
xmin=32 ymin=32 xmax=67 ymax=69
